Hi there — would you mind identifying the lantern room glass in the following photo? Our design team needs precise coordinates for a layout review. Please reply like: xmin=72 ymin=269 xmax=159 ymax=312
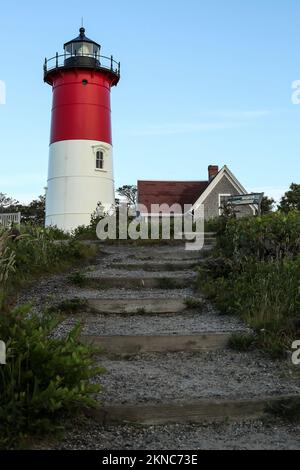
xmin=65 ymin=42 xmax=100 ymax=58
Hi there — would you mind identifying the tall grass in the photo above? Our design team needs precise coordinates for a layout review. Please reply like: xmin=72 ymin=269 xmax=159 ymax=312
xmin=197 ymin=211 xmax=300 ymax=358
xmin=0 ymin=227 xmax=101 ymax=448
xmin=0 ymin=226 xmax=97 ymax=302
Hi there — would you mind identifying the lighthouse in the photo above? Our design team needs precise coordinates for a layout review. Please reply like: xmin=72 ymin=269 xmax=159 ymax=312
xmin=44 ymin=27 xmax=120 ymax=231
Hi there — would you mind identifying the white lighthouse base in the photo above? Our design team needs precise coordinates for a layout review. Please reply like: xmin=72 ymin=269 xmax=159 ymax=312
xmin=45 ymin=140 xmax=115 ymax=232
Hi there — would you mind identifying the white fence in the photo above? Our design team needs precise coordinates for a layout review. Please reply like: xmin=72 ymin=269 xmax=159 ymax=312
xmin=0 ymin=212 xmax=21 ymax=228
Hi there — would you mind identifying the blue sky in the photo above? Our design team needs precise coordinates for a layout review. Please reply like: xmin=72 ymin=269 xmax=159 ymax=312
xmin=0 ymin=0 xmax=299 ymax=203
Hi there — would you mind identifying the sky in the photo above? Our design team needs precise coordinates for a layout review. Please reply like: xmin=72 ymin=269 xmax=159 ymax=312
xmin=0 ymin=0 xmax=300 ymax=203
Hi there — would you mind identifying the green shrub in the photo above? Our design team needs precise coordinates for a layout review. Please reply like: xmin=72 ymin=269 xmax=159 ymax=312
xmin=50 ymin=298 xmax=88 ymax=315
xmin=228 ymin=333 xmax=256 ymax=352
xmin=0 ymin=229 xmax=97 ymax=302
xmin=204 ymin=217 xmax=223 ymax=233
xmin=217 ymin=211 xmax=300 ymax=262
xmin=157 ymin=277 xmax=181 ymax=289
xmin=73 ymin=224 xmax=97 ymax=241
xmin=0 ymin=304 xmax=102 ymax=449
xmin=184 ymin=298 xmax=205 ymax=310
xmin=196 ymin=211 xmax=300 ymax=358
xmin=199 ymin=258 xmax=300 ymax=331
xmin=68 ymin=272 xmax=87 ymax=287
xmin=265 ymin=397 xmax=300 ymax=422
xmin=20 ymin=224 xmax=70 ymax=240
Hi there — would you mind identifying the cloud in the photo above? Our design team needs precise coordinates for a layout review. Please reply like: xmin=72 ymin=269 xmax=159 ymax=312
xmin=126 ymin=109 xmax=271 ymax=137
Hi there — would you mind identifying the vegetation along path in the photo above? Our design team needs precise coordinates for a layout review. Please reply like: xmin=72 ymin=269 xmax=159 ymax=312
xmin=22 ymin=242 xmax=300 ymax=450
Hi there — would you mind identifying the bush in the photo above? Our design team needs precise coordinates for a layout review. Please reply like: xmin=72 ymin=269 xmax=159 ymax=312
xmin=200 ymin=258 xmax=300 ymax=327
xmin=0 ymin=305 xmax=102 ymax=449
xmin=184 ymin=298 xmax=205 ymax=310
xmin=228 ymin=333 xmax=256 ymax=352
xmin=52 ymin=298 xmax=88 ymax=315
xmin=68 ymin=272 xmax=87 ymax=287
xmin=0 ymin=228 xmax=97 ymax=302
xmin=217 ymin=211 xmax=300 ymax=261
xmin=0 ymin=226 xmax=102 ymax=449
xmin=196 ymin=211 xmax=300 ymax=358
xmin=73 ymin=224 xmax=98 ymax=241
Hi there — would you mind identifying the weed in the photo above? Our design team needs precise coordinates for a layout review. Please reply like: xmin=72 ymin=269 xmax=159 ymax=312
xmin=51 ymin=298 xmax=88 ymax=315
xmin=184 ymin=298 xmax=205 ymax=310
xmin=157 ymin=278 xmax=180 ymax=289
xmin=265 ymin=397 xmax=300 ymax=422
xmin=136 ymin=307 xmax=146 ymax=314
xmin=68 ymin=272 xmax=87 ymax=287
xmin=228 ymin=333 xmax=256 ymax=352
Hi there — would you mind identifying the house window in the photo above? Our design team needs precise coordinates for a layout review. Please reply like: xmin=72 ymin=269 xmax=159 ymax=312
xmin=96 ymin=150 xmax=104 ymax=170
xmin=219 ymin=194 xmax=231 ymax=215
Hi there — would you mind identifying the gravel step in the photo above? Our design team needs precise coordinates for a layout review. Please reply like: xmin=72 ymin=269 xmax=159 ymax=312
xmin=93 ymin=351 xmax=300 ymax=413
xmin=134 ymin=252 xmax=204 ymax=261
xmin=46 ymin=419 xmax=300 ymax=450
xmin=86 ymin=395 xmax=300 ymax=425
xmin=81 ymin=333 xmax=233 ymax=353
xmin=87 ymin=298 xmax=188 ymax=314
xmin=111 ymin=261 xmax=198 ymax=272
xmin=85 ymin=275 xmax=195 ymax=290
xmin=71 ymin=309 xmax=247 ymax=334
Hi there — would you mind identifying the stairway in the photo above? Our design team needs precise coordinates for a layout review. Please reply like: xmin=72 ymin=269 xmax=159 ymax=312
xmin=59 ymin=243 xmax=300 ymax=426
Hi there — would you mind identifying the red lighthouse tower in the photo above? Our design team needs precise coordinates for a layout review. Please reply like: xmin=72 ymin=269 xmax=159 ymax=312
xmin=44 ymin=27 xmax=120 ymax=231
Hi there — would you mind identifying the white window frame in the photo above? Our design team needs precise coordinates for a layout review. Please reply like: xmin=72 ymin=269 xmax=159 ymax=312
xmin=95 ymin=149 xmax=105 ymax=171
xmin=218 ymin=194 xmax=232 ymax=215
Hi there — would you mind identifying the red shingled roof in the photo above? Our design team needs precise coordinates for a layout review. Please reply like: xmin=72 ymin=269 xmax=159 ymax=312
xmin=137 ymin=180 xmax=210 ymax=213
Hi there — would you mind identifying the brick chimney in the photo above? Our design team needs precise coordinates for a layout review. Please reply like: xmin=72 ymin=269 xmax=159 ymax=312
xmin=208 ymin=165 xmax=219 ymax=181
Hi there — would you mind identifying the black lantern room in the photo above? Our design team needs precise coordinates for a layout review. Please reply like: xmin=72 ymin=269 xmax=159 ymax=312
xmin=44 ymin=27 xmax=120 ymax=86
xmin=64 ymin=27 xmax=101 ymax=68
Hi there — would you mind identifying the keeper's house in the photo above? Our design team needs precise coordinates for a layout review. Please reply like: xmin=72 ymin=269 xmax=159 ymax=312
xmin=137 ymin=165 xmax=255 ymax=219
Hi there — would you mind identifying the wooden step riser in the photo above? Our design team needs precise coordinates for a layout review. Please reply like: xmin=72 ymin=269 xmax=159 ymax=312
xmin=87 ymin=298 xmax=188 ymax=314
xmin=111 ymin=263 xmax=197 ymax=272
xmin=85 ymin=395 xmax=300 ymax=425
xmin=134 ymin=253 xmax=205 ymax=261
xmin=86 ymin=277 xmax=195 ymax=290
xmin=81 ymin=333 xmax=231 ymax=354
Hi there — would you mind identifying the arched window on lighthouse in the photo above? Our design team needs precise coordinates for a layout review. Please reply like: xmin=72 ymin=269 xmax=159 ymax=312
xmin=96 ymin=150 xmax=104 ymax=170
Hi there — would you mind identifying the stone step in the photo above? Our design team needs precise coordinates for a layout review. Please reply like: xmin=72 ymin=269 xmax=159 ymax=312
xmin=134 ymin=252 xmax=204 ymax=261
xmin=111 ymin=261 xmax=198 ymax=272
xmin=86 ymin=395 xmax=300 ymax=425
xmin=78 ymin=310 xmax=246 ymax=336
xmin=85 ymin=275 xmax=195 ymax=290
xmin=81 ymin=333 xmax=231 ymax=353
xmin=85 ymin=349 xmax=300 ymax=425
xmin=87 ymin=298 xmax=188 ymax=314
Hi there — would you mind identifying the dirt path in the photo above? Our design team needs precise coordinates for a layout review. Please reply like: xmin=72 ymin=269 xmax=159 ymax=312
xmin=24 ymin=243 xmax=300 ymax=450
